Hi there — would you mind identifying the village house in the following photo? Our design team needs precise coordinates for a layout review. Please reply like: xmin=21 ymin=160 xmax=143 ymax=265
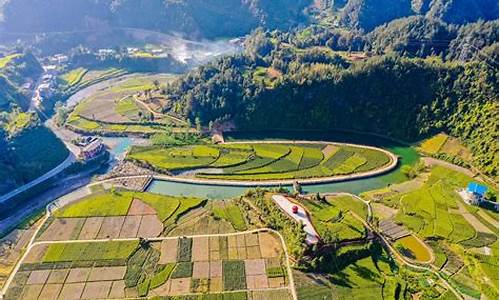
xmin=463 ymin=182 xmax=487 ymax=205
xmin=43 ymin=64 xmax=58 ymax=75
xmin=76 ymin=137 xmax=105 ymax=161
xmin=458 ymin=182 xmax=498 ymax=212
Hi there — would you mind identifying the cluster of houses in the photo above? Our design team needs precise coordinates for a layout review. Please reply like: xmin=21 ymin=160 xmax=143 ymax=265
xmin=31 ymin=54 xmax=69 ymax=107
xmin=96 ymin=47 xmax=166 ymax=58
xmin=460 ymin=182 xmax=498 ymax=211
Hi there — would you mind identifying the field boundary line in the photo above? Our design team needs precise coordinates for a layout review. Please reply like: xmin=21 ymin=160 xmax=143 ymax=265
xmin=317 ymin=191 xmax=461 ymax=299
xmin=0 ymin=226 xmax=297 ymax=300
xmin=145 ymin=140 xmax=399 ymax=186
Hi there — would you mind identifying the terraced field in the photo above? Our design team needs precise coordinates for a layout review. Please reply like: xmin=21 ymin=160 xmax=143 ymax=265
xmin=64 ymin=73 xmax=186 ymax=135
xmin=127 ymin=142 xmax=393 ymax=181
xmin=366 ymin=165 xmax=499 ymax=299
xmin=298 ymin=195 xmax=368 ymax=242
xmin=58 ymin=68 xmax=129 ymax=95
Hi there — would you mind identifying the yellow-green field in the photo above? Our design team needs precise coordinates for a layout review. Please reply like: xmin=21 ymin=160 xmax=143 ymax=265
xmin=394 ymin=235 xmax=432 ymax=263
xmin=0 ymin=53 xmax=21 ymax=68
xmin=419 ymin=133 xmax=448 ymax=154
xmin=64 ymin=73 xmax=184 ymax=135
xmin=127 ymin=142 xmax=392 ymax=181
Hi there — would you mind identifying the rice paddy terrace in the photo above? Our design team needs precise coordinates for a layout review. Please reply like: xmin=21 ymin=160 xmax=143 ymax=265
xmin=64 ymin=73 xmax=188 ymax=136
xmin=126 ymin=141 xmax=397 ymax=184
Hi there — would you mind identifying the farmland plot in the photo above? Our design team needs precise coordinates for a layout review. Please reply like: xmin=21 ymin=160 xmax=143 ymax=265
xmin=128 ymin=142 xmax=392 ymax=181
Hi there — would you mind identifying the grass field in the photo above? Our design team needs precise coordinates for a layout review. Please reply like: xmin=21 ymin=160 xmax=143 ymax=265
xmin=212 ymin=202 xmax=247 ymax=231
xmin=54 ymin=191 xmax=134 ymax=217
xmin=54 ymin=190 xmax=204 ymax=228
xmin=59 ymin=67 xmax=87 ymax=86
xmin=391 ymin=167 xmax=487 ymax=243
xmin=42 ymin=241 xmax=138 ymax=262
xmin=369 ymin=164 xmax=499 ymax=299
xmin=293 ymin=243 xmax=417 ymax=300
xmin=64 ymin=73 xmax=184 ymax=135
xmin=128 ymin=142 xmax=391 ymax=181
xmin=299 ymin=195 xmax=367 ymax=242
xmin=59 ymin=67 xmax=128 ymax=95
xmin=0 ymin=53 xmax=21 ymax=68
xmin=419 ymin=133 xmax=473 ymax=164
xmin=419 ymin=133 xmax=448 ymax=154
xmin=4 ymin=111 xmax=35 ymax=135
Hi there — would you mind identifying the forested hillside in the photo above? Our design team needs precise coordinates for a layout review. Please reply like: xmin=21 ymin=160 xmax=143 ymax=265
xmin=2 ymin=0 xmax=497 ymax=39
xmin=163 ymin=27 xmax=499 ymax=178
xmin=0 ymin=53 xmax=68 ymax=195
xmin=0 ymin=52 xmax=42 ymax=111
xmin=0 ymin=0 xmax=310 ymax=38
xmin=337 ymin=0 xmax=498 ymax=32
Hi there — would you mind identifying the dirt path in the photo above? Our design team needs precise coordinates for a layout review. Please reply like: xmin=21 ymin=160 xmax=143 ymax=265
xmin=477 ymin=211 xmax=499 ymax=229
xmin=455 ymin=200 xmax=493 ymax=234
xmin=422 ymin=157 xmax=475 ymax=177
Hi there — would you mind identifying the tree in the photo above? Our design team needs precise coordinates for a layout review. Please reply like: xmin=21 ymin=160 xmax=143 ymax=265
xmin=153 ymin=80 xmax=160 ymax=90
xmin=485 ymin=190 xmax=497 ymax=202
xmin=54 ymin=101 xmax=69 ymax=127
xmin=195 ymin=117 xmax=202 ymax=134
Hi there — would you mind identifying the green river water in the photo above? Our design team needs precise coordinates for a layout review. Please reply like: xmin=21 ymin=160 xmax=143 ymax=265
xmin=146 ymin=130 xmax=420 ymax=199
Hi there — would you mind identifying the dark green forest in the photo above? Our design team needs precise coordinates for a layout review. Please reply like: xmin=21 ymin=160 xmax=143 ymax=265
xmin=0 ymin=53 xmax=42 ymax=111
xmin=1 ymin=0 xmax=497 ymax=39
xmin=164 ymin=26 xmax=499 ymax=178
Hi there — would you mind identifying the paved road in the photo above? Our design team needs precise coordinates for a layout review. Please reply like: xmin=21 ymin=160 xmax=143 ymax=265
xmin=0 ymin=153 xmax=75 ymax=205
xmin=272 ymin=195 xmax=319 ymax=245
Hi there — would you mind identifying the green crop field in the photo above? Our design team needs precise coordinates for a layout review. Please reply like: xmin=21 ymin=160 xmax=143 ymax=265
xmin=294 ymin=243 xmax=400 ymax=300
xmin=59 ymin=67 xmax=88 ymax=86
xmin=371 ymin=165 xmax=499 ymax=299
xmin=419 ymin=133 xmax=448 ymax=154
xmin=60 ymin=67 xmax=128 ymax=95
xmin=392 ymin=167 xmax=483 ymax=243
xmin=0 ymin=53 xmax=21 ymax=68
xmin=300 ymin=195 xmax=367 ymax=242
xmin=223 ymin=260 xmax=246 ymax=291
xmin=42 ymin=241 xmax=138 ymax=262
xmin=127 ymin=142 xmax=391 ymax=181
xmin=115 ymin=96 xmax=144 ymax=119
xmin=212 ymin=202 xmax=247 ymax=231
xmin=171 ymin=262 xmax=193 ymax=278
xmin=150 ymin=263 xmax=176 ymax=289
xmin=54 ymin=190 xmax=204 ymax=226
xmin=53 ymin=191 xmax=134 ymax=217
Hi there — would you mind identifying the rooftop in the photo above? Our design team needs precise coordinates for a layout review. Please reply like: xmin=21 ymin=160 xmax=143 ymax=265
xmin=467 ymin=182 xmax=487 ymax=196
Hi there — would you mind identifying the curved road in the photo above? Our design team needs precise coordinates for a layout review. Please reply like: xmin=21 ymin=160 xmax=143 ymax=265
xmin=0 ymin=153 xmax=75 ymax=205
